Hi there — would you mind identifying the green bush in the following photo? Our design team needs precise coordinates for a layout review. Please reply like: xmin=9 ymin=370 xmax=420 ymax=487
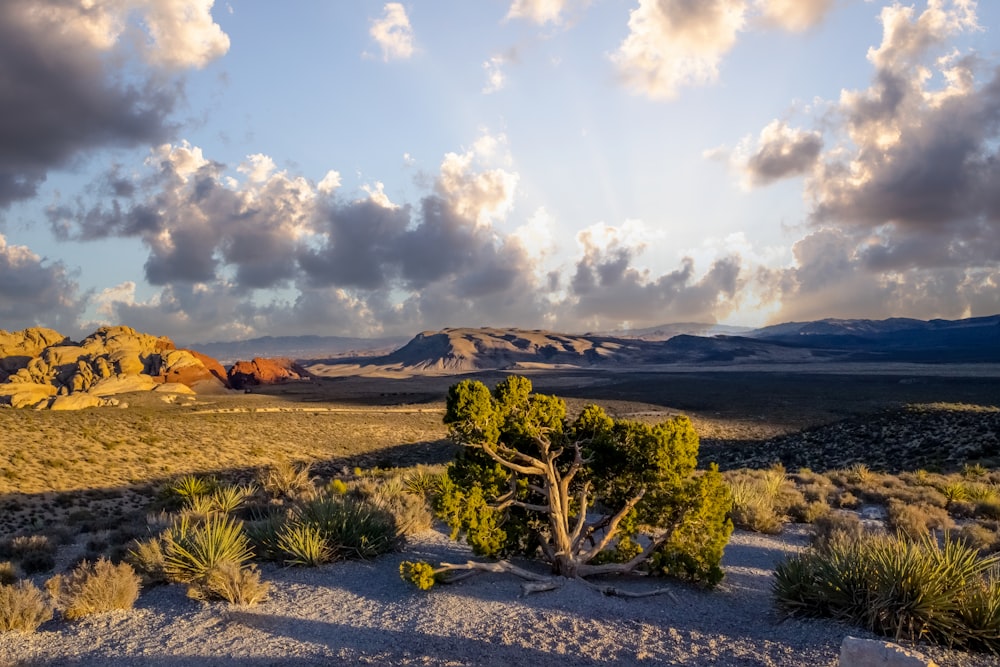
xmin=162 ymin=514 xmax=254 ymax=586
xmin=295 ymin=495 xmax=398 ymax=559
xmin=276 ymin=521 xmax=334 ymax=566
xmin=774 ymin=532 xmax=1000 ymax=652
xmin=0 ymin=581 xmax=52 ymax=633
xmin=400 ymin=560 xmax=437 ymax=590
xmin=46 ymin=558 xmax=141 ymax=620
xmin=426 ymin=376 xmax=732 ymax=587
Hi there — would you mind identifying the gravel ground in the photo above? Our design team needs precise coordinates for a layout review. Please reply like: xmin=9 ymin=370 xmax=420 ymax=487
xmin=1 ymin=526 xmax=993 ymax=667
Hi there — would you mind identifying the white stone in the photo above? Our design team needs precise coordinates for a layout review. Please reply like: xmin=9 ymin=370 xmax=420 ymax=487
xmin=839 ymin=636 xmax=938 ymax=667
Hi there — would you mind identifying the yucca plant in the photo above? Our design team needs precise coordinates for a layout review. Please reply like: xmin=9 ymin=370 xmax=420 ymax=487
xmin=296 ymin=495 xmax=398 ymax=559
xmin=170 ymin=475 xmax=216 ymax=501
xmin=275 ymin=521 xmax=334 ymax=566
xmin=940 ymin=481 xmax=970 ymax=503
xmin=210 ymin=483 xmax=257 ymax=514
xmin=162 ymin=514 xmax=254 ymax=586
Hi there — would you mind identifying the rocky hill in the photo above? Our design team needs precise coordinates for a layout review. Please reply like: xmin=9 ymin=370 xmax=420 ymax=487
xmin=228 ymin=357 xmax=308 ymax=390
xmin=0 ymin=326 xmax=230 ymax=409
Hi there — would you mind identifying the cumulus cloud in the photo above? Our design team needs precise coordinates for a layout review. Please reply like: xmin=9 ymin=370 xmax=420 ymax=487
xmin=742 ymin=0 xmax=1000 ymax=322
xmin=612 ymin=0 xmax=747 ymax=99
xmin=0 ymin=234 xmax=83 ymax=332
xmin=736 ymin=120 xmax=823 ymax=186
xmin=756 ymin=0 xmax=837 ymax=32
xmin=483 ymin=56 xmax=507 ymax=94
xmin=369 ymin=3 xmax=415 ymax=61
xmin=0 ymin=0 xmax=229 ymax=208
xmin=612 ymin=0 xmax=841 ymax=99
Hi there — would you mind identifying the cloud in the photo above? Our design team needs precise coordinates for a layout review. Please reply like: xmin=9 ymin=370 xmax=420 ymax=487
xmin=0 ymin=234 xmax=83 ymax=332
xmin=483 ymin=56 xmax=507 ymax=94
xmin=740 ymin=1 xmax=1000 ymax=323
xmin=756 ymin=0 xmax=837 ymax=32
xmin=737 ymin=120 xmax=823 ymax=186
xmin=612 ymin=0 xmax=842 ymax=99
xmin=0 ymin=0 xmax=229 ymax=208
xmin=612 ymin=0 xmax=747 ymax=99
xmin=506 ymin=0 xmax=582 ymax=25
xmin=369 ymin=3 xmax=415 ymax=61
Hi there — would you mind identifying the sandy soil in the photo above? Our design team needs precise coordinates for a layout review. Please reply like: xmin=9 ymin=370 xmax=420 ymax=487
xmin=2 ymin=526 xmax=992 ymax=667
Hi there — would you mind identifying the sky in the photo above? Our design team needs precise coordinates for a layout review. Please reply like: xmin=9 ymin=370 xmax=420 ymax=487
xmin=1 ymin=0 xmax=999 ymax=343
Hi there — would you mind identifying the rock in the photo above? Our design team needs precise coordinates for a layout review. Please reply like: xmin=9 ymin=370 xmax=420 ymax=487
xmin=153 ymin=382 xmax=196 ymax=395
xmin=188 ymin=350 xmax=228 ymax=386
xmin=0 ymin=327 xmax=67 ymax=380
xmin=88 ymin=374 xmax=158 ymax=396
xmin=50 ymin=394 xmax=106 ymax=411
xmin=228 ymin=357 xmax=307 ymax=390
xmin=839 ymin=637 xmax=938 ymax=667
xmin=159 ymin=349 xmax=230 ymax=390
xmin=0 ymin=382 xmax=56 ymax=408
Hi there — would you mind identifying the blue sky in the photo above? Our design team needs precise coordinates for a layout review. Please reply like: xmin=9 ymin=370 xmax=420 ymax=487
xmin=1 ymin=0 xmax=998 ymax=343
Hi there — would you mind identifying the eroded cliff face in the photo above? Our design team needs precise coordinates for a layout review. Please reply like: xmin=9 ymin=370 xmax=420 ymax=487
xmin=0 ymin=325 xmax=230 ymax=409
xmin=227 ymin=357 xmax=307 ymax=390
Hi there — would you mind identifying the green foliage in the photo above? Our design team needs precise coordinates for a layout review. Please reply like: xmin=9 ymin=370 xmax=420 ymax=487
xmin=295 ymin=495 xmax=398 ymax=559
xmin=168 ymin=475 xmax=217 ymax=503
xmin=46 ymin=558 xmax=141 ymax=620
xmin=276 ymin=521 xmax=334 ymax=566
xmin=774 ymin=532 xmax=1000 ymax=652
xmin=209 ymin=483 xmax=257 ymax=514
xmin=162 ymin=514 xmax=254 ymax=586
xmin=400 ymin=560 xmax=437 ymax=590
xmin=0 ymin=581 xmax=52 ymax=633
xmin=433 ymin=375 xmax=732 ymax=586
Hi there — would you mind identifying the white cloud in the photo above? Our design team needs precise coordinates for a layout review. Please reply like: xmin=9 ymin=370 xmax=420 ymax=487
xmin=483 ymin=56 xmax=507 ymax=94
xmin=137 ymin=0 xmax=231 ymax=69
xmin=756 ymin=0 xmax=836 ymax=32
xmin=611 ymin=0 xmax=747 ymax=99
xmin=435 ymin=134 xmax=519 ymax=226
xmin=369 ymin=3 xmax=415 ymax=61
xmin=506 ymin=0 xmax=575 ymax=25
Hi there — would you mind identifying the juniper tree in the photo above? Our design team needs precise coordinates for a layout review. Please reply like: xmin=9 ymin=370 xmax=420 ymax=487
xmin=401 ymin=375 xmax=733 ymax=594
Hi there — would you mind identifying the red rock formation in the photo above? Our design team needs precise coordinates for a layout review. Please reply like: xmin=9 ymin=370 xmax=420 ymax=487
xmin=188 ymin=350 xmax=229 ymax=386
xmin=228 ymin=357 xmax=306 ymax=390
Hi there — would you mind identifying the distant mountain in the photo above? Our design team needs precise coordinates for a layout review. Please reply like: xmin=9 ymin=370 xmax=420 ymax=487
xmin=595 ymin=322 xmax=754 ymax=341
xmin=747 ymin=315 xmax=1000 ymax=362
xmin=186 ymin=335 xmax=409 ymax=365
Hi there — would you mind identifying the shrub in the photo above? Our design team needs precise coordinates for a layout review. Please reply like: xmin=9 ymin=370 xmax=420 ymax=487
xmin=400 ymin=560 xmax=437 ymax=590
xmin=728 ymin=477 xmax=783 ymax=534
xmin=209 ymin=484 xmax=257 ymax=515
xmin=774 ymin=532 xmax=1000 ymax=652
xmin=789 ymin=499 xmax=831 ymax=524
xmin=46 ymin=559 xmax=141 ymax=620
xmin=275 ymin=521 xmax=334 ymax=566
xmin=810 ymin=511 xmax=863 ymax=552
xmin=296 ymin=496 xmax=398 ymax=559
xmin=259 ymin=460 xmax=314 ymax=499
xmin=0 ymin=581 xmax=52 ymax=633
xmin=10 ymin=535 xmax=56 ymax=575
xmin=368 ymin=476 xmax=433 ymax=537
xmin=0 ymin=562 xmax=17 ymax=586
xmin=162 ymin=514 xmax=253 ymax=586
xmin=886 ymin=500 xmax=953 ymax=540
xmin=126 ymin=536 xmax=168 ymax=585
xmin=167 ymin=475 xmax=217 ymax=506
xmin=955 ymin=524 xmax=999 ymax=553
xmin=198 ymin=561 xmax=269 ymax=606
xmin=423 ymin=376 xmax=733 ymax=588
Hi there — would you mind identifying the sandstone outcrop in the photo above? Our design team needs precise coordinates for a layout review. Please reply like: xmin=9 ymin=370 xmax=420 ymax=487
xmin=0 ymin=325 xmax=231 ymax=409
xmin=228 ymin=357 xmax=307 ymax=390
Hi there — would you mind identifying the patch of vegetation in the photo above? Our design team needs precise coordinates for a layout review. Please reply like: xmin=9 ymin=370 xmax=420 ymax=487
xmin=407 ymin=376 xmax=733 ymax=593
xmin=0 ymin=581 xmax=52 ymax=633
xmin=774 ymin=532 xmax=1000 ymax=653
xmin=46 ymin=558 xmax=141 ymax=620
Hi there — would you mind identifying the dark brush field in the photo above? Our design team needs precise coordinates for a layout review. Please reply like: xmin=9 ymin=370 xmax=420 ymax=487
xmin=2 ymin=364 xmax=999 ymax=542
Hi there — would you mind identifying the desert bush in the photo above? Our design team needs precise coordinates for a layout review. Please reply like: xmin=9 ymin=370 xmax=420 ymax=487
xmin=166 ymin=475 xmax=217 ymax=508
xmin=420 ymin=376 xmax=732 ymax=590
xmin=198 ymin=561 xmax=269 ymax=606
xmin=810 ymin=511 xmax=864 ymax=552
xmin=0 ymin=581 xmax=52 ymax=633
xmin=0 ymin=562 xmax=17 ymax=586
xmin=10 ymin=535 xmax=56 ymax=575
xmin=126 ymin=536 xmax=168 ymax=585
xmin=774 ymin=532 xmax=1000 ymax=652
xmin=162 ymin=514 xmax=254 ymax=586
xmin=963 ymin=463 xmax=989 ymax=479
xmin=975 ymin=500 xmax=1000 ymax=521
xmin=275 ymin=521 xmax=334 ymax=566
xmin=788 ymin=499 xmax=831 ymax=524
xmin=244 ymin=509 xmax=288 ymax=562
xmin=834 ymin=490 xmax=861 ymax=509
xmin=259 ymin=460 xmax=314 ymax=500
xmin=403 ymin=466 xmax=444 ymax=499
xmin=886 ymin=500 xmax=953 ymax=540
xmin=327 ymin=479 xmax=349 ymax=496
xmin=955 ymin=524 xmax=999 ymax=553
xmin=400 ymin=560 xmax=438 ymax=590
xmin=728 ymin=476 xmax=783 ymax=534
xmin=367 ymin=475 xmax=433 ymax=537
xmin=296 ymin=495 xmax=398 ymax=559
xmin=46 ymin=558 xmax=141 ymax=620
xmin=966 ymin=483 xmax=1000 ymax=503
xmin=209 ymin=483 xmax=257 ymax=515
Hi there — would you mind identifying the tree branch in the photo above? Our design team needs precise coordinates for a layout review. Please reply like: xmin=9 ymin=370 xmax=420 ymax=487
xmin=581 ymin=488 xmax=646 ymax=561
xmin=475 ymin=443 xmax=546 ymax=476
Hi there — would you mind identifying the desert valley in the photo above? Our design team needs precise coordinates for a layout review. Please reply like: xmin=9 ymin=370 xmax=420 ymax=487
xmin=0 ymin=316 xmax=999 ymax=665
